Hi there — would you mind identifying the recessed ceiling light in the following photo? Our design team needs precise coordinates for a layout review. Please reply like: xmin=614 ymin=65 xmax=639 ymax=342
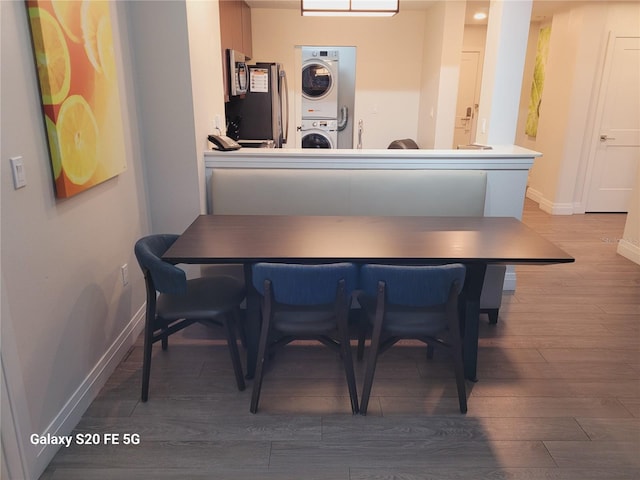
xmin=473 ymin=12 xmax=487 ymax=20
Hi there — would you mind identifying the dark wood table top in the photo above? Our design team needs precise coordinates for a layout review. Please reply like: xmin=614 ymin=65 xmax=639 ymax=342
xmin=163 ymin=215 xmax=575 ymax=266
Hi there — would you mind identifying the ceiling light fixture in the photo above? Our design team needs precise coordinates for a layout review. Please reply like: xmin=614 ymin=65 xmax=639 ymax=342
xmin=301 ymin=0 xmax=399 ymax=17
xmin=473 ymin=12 xmax=488 ymax=20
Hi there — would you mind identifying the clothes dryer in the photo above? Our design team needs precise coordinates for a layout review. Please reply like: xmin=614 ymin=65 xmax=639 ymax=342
xmin=301 ymin=49 xmax=339 ymax=119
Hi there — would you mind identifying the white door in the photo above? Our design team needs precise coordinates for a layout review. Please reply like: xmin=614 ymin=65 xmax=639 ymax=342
xmin=453 ymin=51 xmax=481 ymax=148
xmin=586 ymin=36 xmax=640 ymax=212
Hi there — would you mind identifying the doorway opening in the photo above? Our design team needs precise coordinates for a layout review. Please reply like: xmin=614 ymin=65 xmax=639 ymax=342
xmin=453 ymin=50 xmax=482 ymax=148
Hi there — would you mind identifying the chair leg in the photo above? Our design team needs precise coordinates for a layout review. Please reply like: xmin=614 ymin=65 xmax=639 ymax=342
xmin=141 ymin=314 xmax=154 ymax=402
xmin=357 ymin=309 xmax=368 ymax=361
xmin=236 ymin=308 xmax=248 ymax=349
xmin=223 ymin=312 xmax=246 ymax=391
xmin=486 ymin=308 xmax=499 ymax=325
xmin=448 ymin=289 xmax=467 ymax=414
xmin=250 ymin=298 xmax=272 ymax=414
xmin=360 ymin=296 xmax=385 ymax=415
xmin=338 ymin=310 xmax=359 ymax=414
xmin=452 ymin=339 xmax=467 ymax=414
xmin=426 ymin=344 xmax=435 ymax=359
xmin=161 ymin=321 xmax=169 ymax=350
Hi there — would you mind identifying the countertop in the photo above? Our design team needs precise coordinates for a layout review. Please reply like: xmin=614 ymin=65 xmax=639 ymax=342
xmin=203 ymin=145 xmax=542 ymax=170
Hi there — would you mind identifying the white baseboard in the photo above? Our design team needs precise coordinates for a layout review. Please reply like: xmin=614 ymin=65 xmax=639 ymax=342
xmin=32 ymin=305 xmax=145 ymax=477
xmin=525 ymin=187 xmax=543 ymax=204
xmin=526 ymin=187 xmax=575 ymax=215
xmin=617 ymin=239 xmax=640 ymax=265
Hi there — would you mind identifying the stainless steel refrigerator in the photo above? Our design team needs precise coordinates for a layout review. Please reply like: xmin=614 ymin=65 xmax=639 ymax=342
xmin=225 ymin=62 xmax=289 ymax=148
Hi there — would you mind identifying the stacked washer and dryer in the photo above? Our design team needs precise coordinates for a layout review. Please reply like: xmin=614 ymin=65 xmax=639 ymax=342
xmin=300 ymin=49 xmax=339 ymax=149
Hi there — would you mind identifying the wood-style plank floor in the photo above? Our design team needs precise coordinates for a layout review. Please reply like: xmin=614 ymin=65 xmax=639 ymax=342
xmin=41 ymin=200 xmax=640 ymax=479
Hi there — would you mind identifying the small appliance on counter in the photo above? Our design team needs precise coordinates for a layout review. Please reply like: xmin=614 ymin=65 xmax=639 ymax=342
xmin=225 ymin=62 xmax=289 ymax=148
xmin=207 ymin=134 xmax=241 ymax=151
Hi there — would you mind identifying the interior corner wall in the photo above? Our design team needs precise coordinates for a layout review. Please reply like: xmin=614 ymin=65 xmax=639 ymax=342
xmin=1 ymin=1 xmax=150 ymax=477
xmin=433 ymin=1 xmax=466 ymax=149
xmin=618 ymin=166 xmax=640 ymax=264
xmin=127 ymin=0 xmax=201 ymax=234
xmin=525 ymin=10 xmax=575 ymax=212
xmin=185 ymin=0 xmax=227 ymax=214
xmin=416 ymin=2 xmax=447 ymax=149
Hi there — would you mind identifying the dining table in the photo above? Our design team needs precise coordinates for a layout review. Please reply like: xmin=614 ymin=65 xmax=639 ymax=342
xmin=163 ymin=214 xmax=574 ymax=381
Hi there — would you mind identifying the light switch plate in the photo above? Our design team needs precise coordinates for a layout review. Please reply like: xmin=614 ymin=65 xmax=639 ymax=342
xmin=10 ymin=156 xmax=26 ymax=189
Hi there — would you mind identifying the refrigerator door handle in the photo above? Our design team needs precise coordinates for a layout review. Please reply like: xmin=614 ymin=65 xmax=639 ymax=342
xmin=280 ymin=70 xmax=289 ymax=144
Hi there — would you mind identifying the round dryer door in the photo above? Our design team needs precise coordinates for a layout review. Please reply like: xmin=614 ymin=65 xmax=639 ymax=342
xmin=302 ymin=63 xmax=334 ymax=99
xmin=302 ymin=132 xmax=332 ymax=149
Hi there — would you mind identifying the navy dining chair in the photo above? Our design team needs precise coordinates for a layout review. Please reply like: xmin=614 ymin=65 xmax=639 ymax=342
xmin=250 ymin=262 xmax=359 ymax=414
xmin=134 ymin=234 xmax=246 ymax=401
xmin=357 ymin=263 xmax=468 ymax=415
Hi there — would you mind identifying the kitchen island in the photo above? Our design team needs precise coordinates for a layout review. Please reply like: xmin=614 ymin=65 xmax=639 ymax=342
xmin=203 ymin=145 xmax=541 ymax=290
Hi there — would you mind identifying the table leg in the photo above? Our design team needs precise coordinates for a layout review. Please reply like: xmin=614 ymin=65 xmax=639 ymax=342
xmin=243 ymin=263 xmax=260 ymax=379
xmin=461 ymin=263 xmax=487 ymax=382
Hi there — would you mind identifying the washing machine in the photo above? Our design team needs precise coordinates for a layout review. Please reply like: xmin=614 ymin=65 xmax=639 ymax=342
xmin=301 ymin=49 xmax=339 ymax=119
xmin=300 ymin=119 xmax=338 ymax=149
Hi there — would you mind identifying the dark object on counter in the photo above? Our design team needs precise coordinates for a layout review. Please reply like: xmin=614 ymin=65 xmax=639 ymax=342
xmin=388 ymin=138 xmax=419 ymax=149
xmin=208 ymin=134 xmax=241 ymax=151
xmin=227 ymin=116 xmax=241 ymax=141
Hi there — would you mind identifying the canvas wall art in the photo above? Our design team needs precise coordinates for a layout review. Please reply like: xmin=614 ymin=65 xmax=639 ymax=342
xmin=26 ymin=0 xmax=126 ymax=198
xmin=525 ymin=25 xmax=552 ymax=138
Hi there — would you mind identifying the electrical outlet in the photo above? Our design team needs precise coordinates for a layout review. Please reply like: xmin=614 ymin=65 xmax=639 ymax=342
xmin=121 ymin=264 xmax=129 ymax=286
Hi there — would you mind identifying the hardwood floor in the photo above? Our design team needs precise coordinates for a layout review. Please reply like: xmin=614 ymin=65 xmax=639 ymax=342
xmin=41 ymin=200 xmax=640 ymax=479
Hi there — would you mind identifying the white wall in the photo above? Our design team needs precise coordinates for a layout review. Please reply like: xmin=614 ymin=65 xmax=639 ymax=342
xmin=475 ymin=0 xmax=532 ymax=146
xmin=617 ymin=166 xmax=640 ymax=264
xmin=525 ymin=1 xmax=640 ymax=215
xmin=1 ymin=1 xmax=228 ymax=476
xmin=186 ymin=0 xmax=227 ymax=213
xmin=127 ymin=1 xmax=201 ymax=233
xmin=250 ymin=8 xmax=429 ymax=149
xmin=416 ymin=1 xmax=453 ymax=148
xmin=1 ymin=1 xmax=150 ymax=476
xmin=431 ymin=1 xmax=465 ymax=148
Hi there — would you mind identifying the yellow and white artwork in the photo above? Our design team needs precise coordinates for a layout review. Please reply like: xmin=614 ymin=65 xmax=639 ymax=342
xmin=27 ymin=0 xmax=126 ymax=198
xmin=525 ymin=25 xmax=552 ymax=138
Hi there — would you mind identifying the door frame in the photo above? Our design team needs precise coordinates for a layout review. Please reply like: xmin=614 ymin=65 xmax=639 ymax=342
xmin=453 ymin=50 xmax=482 ymax=148
xmin=578 ymin=31 xmax=639 ymax=213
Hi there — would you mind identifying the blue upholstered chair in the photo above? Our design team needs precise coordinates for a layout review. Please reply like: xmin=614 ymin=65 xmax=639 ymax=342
xmin=357 ymin=264 xmax=468 ymax=415
xmin=134 ymin=234 xmax=246 ymax=401
xmin=250 ymin=263 xmax=359 ymax=414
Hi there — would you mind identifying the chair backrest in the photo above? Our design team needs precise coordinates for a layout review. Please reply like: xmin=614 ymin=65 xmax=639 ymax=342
xmin=134 ymin=234 xmax=187 ymax=294
xmin=252 ymin=263 xmax=358 ymax=306
xmin=388 ymin=138 xmax=419 ymax=149
xmin=359 ymin=264 xmax=466 ymax=307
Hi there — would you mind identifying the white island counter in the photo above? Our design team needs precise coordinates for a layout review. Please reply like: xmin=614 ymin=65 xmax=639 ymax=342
xmin=204 ymin=145 xmax=540 ymax=217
